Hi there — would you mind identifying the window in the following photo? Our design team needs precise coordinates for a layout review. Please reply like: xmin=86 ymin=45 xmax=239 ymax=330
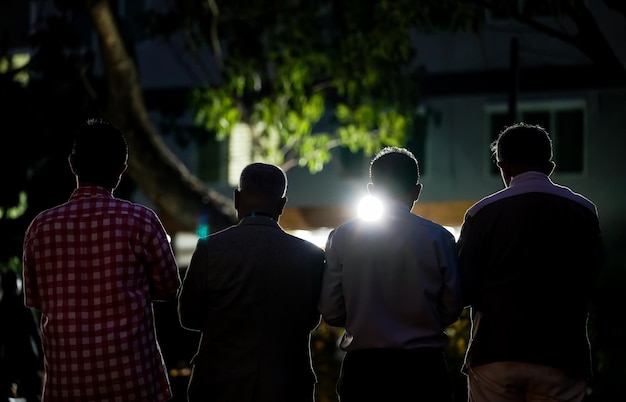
xmin=486 ymin=100 xmax=586 ymax=174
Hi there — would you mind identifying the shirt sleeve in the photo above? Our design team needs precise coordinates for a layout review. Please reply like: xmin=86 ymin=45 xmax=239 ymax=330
xmin=22 ymin=219 xmax=41 ymax=308
xmin=146 ymin=213 xmax=181 ymax=301
xmin=318 ymin=228 xmax=347 ymax=327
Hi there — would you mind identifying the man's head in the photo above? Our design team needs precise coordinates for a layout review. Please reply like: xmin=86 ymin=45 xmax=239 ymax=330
xmin=234 ymin=163 xmax=287 ymax=221
xmin=368 ymin=146 xmax=422 ymax=207
xmin=69 ymin=118 xmax=128 ymax=190
xmin=491 ymin=122 xmax=555 ymax=186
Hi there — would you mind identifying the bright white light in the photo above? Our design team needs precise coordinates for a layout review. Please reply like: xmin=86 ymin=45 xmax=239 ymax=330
xmin=292 ymin=228 xmax=332 ymax=249
xmin=172 ymin=232 xmax=200 ymax=268
xmin=444 ymin=226 xmax=461 ymax=241
xmin=357 ymin=196 xmax=383 ymax=221
xmin=228 ymin=123 xmax=253 ymax=186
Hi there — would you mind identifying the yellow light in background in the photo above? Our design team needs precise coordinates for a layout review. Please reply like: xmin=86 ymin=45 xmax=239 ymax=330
xmin=169 ymin=367 xmax=192 ymax=377
xmin=357 ymin=195 xmax=383 ymax=221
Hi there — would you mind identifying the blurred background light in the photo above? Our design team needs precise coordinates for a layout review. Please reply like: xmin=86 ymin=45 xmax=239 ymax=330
xmin=357 ymin=196 xmax=383 ymax=221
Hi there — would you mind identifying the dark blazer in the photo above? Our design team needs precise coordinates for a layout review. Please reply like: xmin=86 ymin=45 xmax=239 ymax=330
xmin=178 ymin=215 xmax=326 ymax=402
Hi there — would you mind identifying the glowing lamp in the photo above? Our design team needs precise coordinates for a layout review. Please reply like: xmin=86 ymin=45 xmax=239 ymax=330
xmin=357 ymin=196 xmax=383 ymax=221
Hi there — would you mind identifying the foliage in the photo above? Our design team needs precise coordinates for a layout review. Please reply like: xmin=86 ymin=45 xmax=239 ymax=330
xmin=0 ymin=192 xmax=27 ymax=220
xmin=446 ymin=310 xmax=472 ymax=400
xmin=0 ymin=256 xmax=22 ymax=276
xmin=186 ymin=2 xmax=423 ymax=172
xmin=138 ymin=0 xmax=484 ymax=172
xmin=136 ymin=0 xmax=625 ymax=173
xmin=311 ymin=322 xmax=344 ymax=402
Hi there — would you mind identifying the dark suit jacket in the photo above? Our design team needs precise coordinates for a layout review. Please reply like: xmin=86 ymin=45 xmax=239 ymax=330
xmin=178 ymin=215 xmax=326 ymax=402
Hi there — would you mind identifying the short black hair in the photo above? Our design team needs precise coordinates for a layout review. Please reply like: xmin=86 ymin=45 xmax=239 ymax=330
xmin=491 ymin=122 xmax=553 ymax=167
xmin=369 ymin=146 xmax=419 ymax=196
xmin=71 ymin=118 xmax=128 ymax=186
xmin=238 ymin=162 xmax=287 ymax=199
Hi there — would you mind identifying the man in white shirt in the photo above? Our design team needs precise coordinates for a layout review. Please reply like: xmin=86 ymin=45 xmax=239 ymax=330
xmin=319 ymin=146 xmax=463 ymax=402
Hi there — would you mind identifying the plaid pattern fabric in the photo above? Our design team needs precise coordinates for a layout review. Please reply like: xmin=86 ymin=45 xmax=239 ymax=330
xmin=23 ymin=186 xmax=181 ymax=402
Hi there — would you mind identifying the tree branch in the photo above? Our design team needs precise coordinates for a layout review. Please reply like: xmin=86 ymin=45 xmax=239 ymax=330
xmin=87 ymin=0 xmax=237 ymax=233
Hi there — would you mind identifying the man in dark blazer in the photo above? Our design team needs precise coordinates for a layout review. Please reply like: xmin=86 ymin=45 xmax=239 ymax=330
xmin=178 ymin=162 xmax=326 ymax=402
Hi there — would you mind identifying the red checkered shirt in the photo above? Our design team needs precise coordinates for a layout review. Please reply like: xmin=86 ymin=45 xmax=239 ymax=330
xmin=23 ymin=186 xmax=181 ymax=402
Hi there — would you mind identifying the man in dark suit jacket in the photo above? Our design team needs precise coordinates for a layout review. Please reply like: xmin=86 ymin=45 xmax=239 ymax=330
xmin=178 ymin=162 xmax=326 ymax=402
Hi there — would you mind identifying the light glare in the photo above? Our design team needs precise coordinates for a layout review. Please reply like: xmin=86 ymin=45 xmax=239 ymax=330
xmin=357 ymin=196 xmax=383 ymax=221
xmin=291 ymin=228 xmax=332 ymax=249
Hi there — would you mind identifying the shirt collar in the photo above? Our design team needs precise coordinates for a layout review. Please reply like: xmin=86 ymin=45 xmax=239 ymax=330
xmin=239 ymin=214 xmax=282 ymax=228
xmin=509 ymin=171 xmax=552 ymax=188
xmin=70 ymin=186 xmax=114 ymax=201
xmin=383 ymin=199 xmax=414 ymax=216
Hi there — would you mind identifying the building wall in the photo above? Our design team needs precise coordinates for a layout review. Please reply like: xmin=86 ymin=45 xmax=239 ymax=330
xmin=279 ymin=85 xmax=626 ymax=235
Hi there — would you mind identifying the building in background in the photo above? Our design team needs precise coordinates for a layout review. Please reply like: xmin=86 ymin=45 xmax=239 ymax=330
xmin=3 ymin=0 xmax=625 ymax=251
xmin=124 ymin=1 xmax=626 ymax=258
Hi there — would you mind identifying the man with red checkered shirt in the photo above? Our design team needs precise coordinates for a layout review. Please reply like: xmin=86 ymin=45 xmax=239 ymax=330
xmin=22 ymin=118 xmax=181 ymax=402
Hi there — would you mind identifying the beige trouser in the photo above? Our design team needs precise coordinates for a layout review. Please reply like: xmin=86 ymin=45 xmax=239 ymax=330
xmin=467 ymin=361 xmax=587 ymax=402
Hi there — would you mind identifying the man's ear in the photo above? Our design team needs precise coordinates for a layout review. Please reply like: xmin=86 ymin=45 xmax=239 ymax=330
xmin=234 ymin=189 xmax=241 ymax=210
xmin=547 ymin=161 xmax=556 ymax=175
xmin=413 ymin=183 xmax=423 ymax=202
xmin=111 ymin=163 xmax=128 ymax=191
xmin=497 ymin=159 xmax=514 ymax=186
xmin=277 ymin=196 xmax=287 ymax=216
xmin=497 ymin=159 xmax=511 ymax=175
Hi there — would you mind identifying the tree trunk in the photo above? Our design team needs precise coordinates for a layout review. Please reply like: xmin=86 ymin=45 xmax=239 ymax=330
xmin=86 ymin=0 xmax=237 ymax=233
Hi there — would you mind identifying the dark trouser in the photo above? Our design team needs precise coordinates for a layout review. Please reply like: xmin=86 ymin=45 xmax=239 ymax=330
xmin=337 ymin=347 xmax=454 ymax=402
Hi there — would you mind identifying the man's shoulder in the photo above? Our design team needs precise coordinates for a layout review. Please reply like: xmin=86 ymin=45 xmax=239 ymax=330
xmin=203 ymin=224 xmax=325 ymax=257
xmin=283 ymin=231 xmax=325 ymax=255
xmin=464 ymin=187 xmax=512 ymax=218
xmin=550 ymin=183 xmax=597 ymax=213
xmin=327 ymin=218 xmax=358 ymax=237
xmin=111 ymin=198 xmax=161 ymax=220
xmin=467 ymin=184 xmax=597 ymax=219
xmin=27 ymin=201 xmax=72 ymax=228
xmin=249 ymin=223 xmax=325 ymax=253
xmin=412 ymin=214 xmax=457 ymax=238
